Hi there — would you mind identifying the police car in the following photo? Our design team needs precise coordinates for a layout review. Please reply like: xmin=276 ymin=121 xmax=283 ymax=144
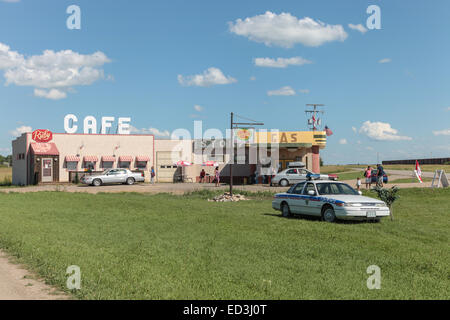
xmin=272 ymin=176 xmax=390 ymax=222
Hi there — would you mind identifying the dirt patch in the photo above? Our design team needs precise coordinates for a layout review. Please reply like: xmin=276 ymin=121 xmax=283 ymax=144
xmin=0 ymin=250 xmax=69 ymax=300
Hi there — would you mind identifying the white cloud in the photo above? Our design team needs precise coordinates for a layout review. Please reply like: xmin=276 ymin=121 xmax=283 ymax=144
xmin=0 ymin=42 xmax=111 ymax=99
xmin=352 ymin=126 xmax=357 ymax=133
xmin=378 ymin=58 xmax=392 ymax=64
xmin=0 ymin=147 xmax=11 ymax=154
xmin=250 ymin=76 xmax=256 ymax=81
xmin=359 ymin=121 xmax=412 ymax=141
xmin=10 ymin=125 xmax=32 ymax=137
xmin=267 ymin=86 xmax=296 ymax=96
xmin=228 ymin=11 xmax=348 ymax=48
xmin=339 ymin=139 xmax=347 ymax=145
xmin=34 ymin=88 xmax=67 ymax=100
xmin=433 ymin=129 xmax=450 ymax=136
xmin=130 ymin=126 xmax=171 ymax=138
xmin=446 ymin=107 xmax=450 ymax=111
xmin=1 ymin=0 xmax=21 ymax=3
xmin=299 ymin=89 xmax=310 ymax=94
xmin=178 ymin=67 xmax=237 ymax=87
xmin=194 ymin=105 xmax=203 ymax=112
xmin=348 ymin=24 xmax=367 ymax=34
xmin=366 ymin=146 xmax=374 ymax=151
xmin=254 ymin=56 xmax=312 ymax=68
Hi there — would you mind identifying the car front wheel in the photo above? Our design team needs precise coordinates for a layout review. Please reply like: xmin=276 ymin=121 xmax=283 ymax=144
xmin=281 ymin=203 xmax=291 ymax=218
xmin=126 ymin=177 xmax=135 ymax=185
xmin=322 ymin=207 xmax=336 ymax=222
xmin=92 ymin=179 xmax=102 ymax=187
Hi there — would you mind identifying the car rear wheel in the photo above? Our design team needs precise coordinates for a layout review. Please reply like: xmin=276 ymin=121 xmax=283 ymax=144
xmin=92 ymin=179 xmax=102 ymax=187
xmin=322 ymin=207 xmax=336 ymax=222
xmin=279 ymin=179 xmax=289 ymax=187
xmin=126 ymin=178 xmax=135 ymax=185
xmin=281 ymin=203 xmax=291 ymax=218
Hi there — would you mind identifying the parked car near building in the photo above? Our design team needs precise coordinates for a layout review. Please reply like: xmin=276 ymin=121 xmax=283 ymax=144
xmin=80 ymin=168 xmax=145 ymax=186
xmin=272 ymin=168 xmax=338 ymax=186
xmin=272 ymin=180 xmax=390 ymax=222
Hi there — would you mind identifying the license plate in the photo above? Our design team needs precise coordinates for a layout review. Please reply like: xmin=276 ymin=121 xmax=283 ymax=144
xmin=366 ymin=211 xmax=377 ymax=218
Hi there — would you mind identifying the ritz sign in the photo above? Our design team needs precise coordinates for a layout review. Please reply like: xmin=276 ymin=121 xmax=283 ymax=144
xmin=32 ymin=129 xmax=53 ymax=143
xmin=64 ymin=114 xmax=131 ymax=135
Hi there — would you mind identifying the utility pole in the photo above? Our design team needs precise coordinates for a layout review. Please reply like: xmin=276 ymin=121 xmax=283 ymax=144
xmin=229 ymin=112 xmax=264 ymax=196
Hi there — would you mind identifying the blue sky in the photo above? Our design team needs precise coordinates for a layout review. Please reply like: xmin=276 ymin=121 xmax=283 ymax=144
xmin=0 ymin=0 xmax=449 ymax=164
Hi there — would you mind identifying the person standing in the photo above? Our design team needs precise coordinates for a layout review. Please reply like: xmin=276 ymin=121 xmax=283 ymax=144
xmin=376 ymin=164 xmax=385 ymax=187
xmin=214 ymin=166 xmax=220 ymax=187
xmin=199 ymin=169 xmax=206 ymax=183
xmin=150 ymin=166 xmax=155 ymax=184
xmin=364 ymin=166 xmax=372 ymax=189
xmin=356 ymin=177 xmax=362 ymax=192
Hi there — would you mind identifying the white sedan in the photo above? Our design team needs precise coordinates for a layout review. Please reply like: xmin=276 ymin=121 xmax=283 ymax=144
xmin=272 ymin=180 xmax=390 ymax=222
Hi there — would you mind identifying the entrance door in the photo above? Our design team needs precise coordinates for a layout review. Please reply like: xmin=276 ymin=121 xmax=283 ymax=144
xmin=42 ymin=158 xmax=53 ymax=182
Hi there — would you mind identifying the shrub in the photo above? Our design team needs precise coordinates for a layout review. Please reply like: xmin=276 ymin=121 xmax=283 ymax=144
xmin=374 ymin=185 xmax=400 ymax=220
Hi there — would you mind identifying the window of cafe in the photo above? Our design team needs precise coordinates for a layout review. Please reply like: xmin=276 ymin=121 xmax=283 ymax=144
xmin=67 ymin=162 xmax=78 ymax=171
xmin=119 ymin=156 xmax=133 ymax=169
xmin=101 ymin=156 xmax=115 ymax=169
xmin=135 ymin=156 xmax=150 ymax=170
xmin=119 ymin=161 xmax=130 ymax=169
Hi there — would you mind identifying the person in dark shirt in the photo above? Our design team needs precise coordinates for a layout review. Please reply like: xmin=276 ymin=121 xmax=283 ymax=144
xmin=376 ymin=164 xmax=385 ymax=187
xmin=199 ymin=169 xmax=206 ymax=183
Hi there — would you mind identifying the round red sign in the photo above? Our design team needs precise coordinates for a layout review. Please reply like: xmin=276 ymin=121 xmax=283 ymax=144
xmin=32 ymin=129 xmax=53 ymax=143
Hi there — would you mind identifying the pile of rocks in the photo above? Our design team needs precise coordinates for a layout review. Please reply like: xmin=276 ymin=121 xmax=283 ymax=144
xmin=208 ymin=193 xmax=248 ymax=202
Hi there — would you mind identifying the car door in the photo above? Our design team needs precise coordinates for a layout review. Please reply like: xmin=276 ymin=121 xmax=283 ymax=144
xmin=285 ymin=169 xmax=300 ymax=184
xmin=287 ymin=182 xmax=306 ymax=214
xmin=116 ymin=169 xmax=128 ymax=183
xmin=302 ymin=183 xmax=321 ymax=216
xmin=102 ymin=169 xmax=117 ymax=183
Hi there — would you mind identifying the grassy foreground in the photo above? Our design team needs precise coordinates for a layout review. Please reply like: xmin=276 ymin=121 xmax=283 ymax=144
xmin=0 ymin=189 xmax=448 ymax=299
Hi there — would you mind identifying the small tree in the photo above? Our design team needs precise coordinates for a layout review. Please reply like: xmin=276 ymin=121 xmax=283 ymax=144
xmin=74 ymin=172 xmax=79 ymax=184
xmin=374 ymin=186 xmax=400 ymax=221
xmin=320 ymin=157 xmax=324 ymax=167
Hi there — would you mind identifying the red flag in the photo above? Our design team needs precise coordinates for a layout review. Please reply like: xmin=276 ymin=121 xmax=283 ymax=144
xmin=415 ymin=160 xmax=423 ymax=183
xmin=325 ymin=125 xmax=333 ymax=136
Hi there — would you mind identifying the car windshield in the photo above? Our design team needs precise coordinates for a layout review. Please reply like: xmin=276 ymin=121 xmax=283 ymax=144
xmin=316 ymin=183 xmax=359 ymax=195
xmin=102 ymin=169 xmax=112 ymax=175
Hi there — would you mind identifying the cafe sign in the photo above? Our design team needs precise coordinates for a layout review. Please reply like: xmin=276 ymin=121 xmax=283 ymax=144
xmin=32 ymin=129 xmax=53 ymax=143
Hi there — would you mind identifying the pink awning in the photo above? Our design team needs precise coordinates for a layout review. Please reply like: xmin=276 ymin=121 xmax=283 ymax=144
xmin=119 ymin=156 xmax=133 ymax=162
xmin=65 ymin=155 xmax=80 ymax=162
xmin=83 ymin=156 xmax=98 ymax=162
xmin=136 ymin=156 xmax=150 ymax=162
xmin=175 ymin=160 xmax=192 ymax=166
xmin=202 ymin=161 xmax=219 ymax=167
xmin=101 ymin=156 xmax=116 ymax=162
xmin=30 ymin=143 xmax=59 ymax=156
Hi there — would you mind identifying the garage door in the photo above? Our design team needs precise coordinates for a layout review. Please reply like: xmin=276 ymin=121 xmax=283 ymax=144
xmin=156 ymin=151 xmax=181 ymax=182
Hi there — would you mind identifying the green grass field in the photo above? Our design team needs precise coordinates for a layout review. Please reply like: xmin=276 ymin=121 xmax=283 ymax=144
xmin=0 ymin=189 xmax=448 ymax=300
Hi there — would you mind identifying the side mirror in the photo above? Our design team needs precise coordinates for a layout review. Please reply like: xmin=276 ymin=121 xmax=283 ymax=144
xmin=308 ymin=190 xmax=315 ymax=196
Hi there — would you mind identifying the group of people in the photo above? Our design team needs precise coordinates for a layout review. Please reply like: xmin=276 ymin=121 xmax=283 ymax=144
xmin=356 ymin=164 xmax=386 ymax=191
xmin=199 ymin=167 xmax=221 ymax=187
